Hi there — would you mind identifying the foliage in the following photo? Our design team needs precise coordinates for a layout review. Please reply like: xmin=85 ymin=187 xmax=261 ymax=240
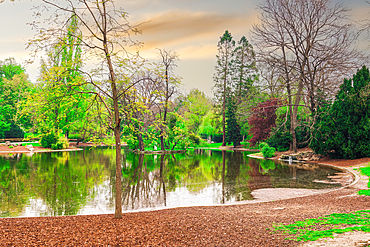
xmin=259 ymin=142 xmax=269 ymax=150
xmin=51 ymin=135 xmax=69 ymax=150
xmin=310 ymin=66 xmax=370 ymax=159
xmin=40 ymin=133 xmax=58 ymax=148
xmin=358 ymin=165 xmax=370 ymax=196
xmin=267 ymin=106 xmax=310 ymax=151
xmin=182 ymin=89 xmax=212 ymax=133
xmin=249 ymin=99 xmax=280 ymax=146
xmin=260 ymin=143 xmax=275 ymax=158
xmin=232 ymin=36 xmax=258 ymax=102
xmin=273 ymin=210 xmax=370 ymax=242
xmin=198 ymin=110 xmax=222 ymax=142
xmin=188 ymin=133 xmax=201 ymax=146
xmin=0 ymin=58 xmax=32 ymax=138
xmin=226 ymin=98 xmax=242 ymax=147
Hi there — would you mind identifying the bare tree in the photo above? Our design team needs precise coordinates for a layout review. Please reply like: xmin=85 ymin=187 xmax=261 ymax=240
xmin=29 ymin=0 xmax=144 ymax=218
xmin=157 ymin=49 xmax=179 ymax=151
xmin=252 ymin=0 xmax=364 ymax=152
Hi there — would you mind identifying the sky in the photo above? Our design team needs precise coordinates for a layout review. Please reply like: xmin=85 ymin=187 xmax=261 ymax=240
xmin=0 ymin=0 xmax=369 ymax=97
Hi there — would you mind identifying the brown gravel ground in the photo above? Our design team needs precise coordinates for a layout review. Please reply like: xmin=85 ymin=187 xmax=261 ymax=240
xmin=0 ymin=147 xmax=369 ymax=246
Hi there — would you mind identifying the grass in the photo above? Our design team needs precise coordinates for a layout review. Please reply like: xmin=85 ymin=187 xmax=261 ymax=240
xmin=273 ymin=164 xmax=370 ymax=242
xmin=358 ymin=165 xmax=370 ymax=196
xmin=273 ymin=210 xmax=370 ymax=241
xmin=21 ymin=142 xmax=42 ymax=147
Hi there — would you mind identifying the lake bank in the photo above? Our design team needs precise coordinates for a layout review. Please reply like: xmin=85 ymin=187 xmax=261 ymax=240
xmin=0 ymin=162 xmax=368 ymax=246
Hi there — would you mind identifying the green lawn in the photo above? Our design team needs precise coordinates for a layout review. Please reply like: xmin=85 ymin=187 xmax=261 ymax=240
xmin=273 ymin=164 xmax=370 ymax=242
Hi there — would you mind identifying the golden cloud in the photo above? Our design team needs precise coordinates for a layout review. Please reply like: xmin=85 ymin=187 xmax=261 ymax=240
xmin=135 ymin=10 xmax=259 ymax=52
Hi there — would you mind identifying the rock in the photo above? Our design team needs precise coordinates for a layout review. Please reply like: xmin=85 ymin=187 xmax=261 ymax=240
xmin=5 ymin=141 xmax=11 ymax=146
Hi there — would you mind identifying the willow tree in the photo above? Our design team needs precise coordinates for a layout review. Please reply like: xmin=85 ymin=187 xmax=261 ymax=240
xmin=28 ymin=0 xmax=142 ymax=219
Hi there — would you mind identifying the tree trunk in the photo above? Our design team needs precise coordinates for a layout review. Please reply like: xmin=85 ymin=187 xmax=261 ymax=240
xmin=160 ymin=68 xmax=169 ymax=151
xmin=160 ymin=154 xmax=166 ymax=206
xmin=222 ymin=79 xmax=226 ymax=146
xmin=138 ymin=133 xmax=144 ymax=152
xmin=103 ymin=16 xmax=122 ymax=218
xmin=112 ymin=96 xmax=122 ymax=219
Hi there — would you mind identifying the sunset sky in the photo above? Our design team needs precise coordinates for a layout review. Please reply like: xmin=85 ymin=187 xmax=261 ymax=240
xmin=0 ymin=0 xmax=369 ymax=96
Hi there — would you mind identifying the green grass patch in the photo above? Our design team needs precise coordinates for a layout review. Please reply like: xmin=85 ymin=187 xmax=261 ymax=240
xmin=21 ymin=142 xmax=42 ymax=147
xmin=358 ymin=165 xmax=370 ymax=196
xmin=273 ymin=210 xmax=370 ymax=242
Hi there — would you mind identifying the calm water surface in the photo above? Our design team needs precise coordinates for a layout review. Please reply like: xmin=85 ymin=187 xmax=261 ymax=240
xmin=0 ymin=148 xmax=350 ymax=217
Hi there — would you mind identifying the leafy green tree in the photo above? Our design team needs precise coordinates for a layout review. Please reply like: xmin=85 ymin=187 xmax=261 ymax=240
xmin=25 ymin=15 xmax=93 ymax=140
xmin=311 ymin=66 xmax=370 ymax=159
xmin=198 ymin=110 xmax=222 ymax=143
xmin=0 ymin=59 xmax=32 ymax=138
xmin=182 ymin=89 xmax=212 ymax=134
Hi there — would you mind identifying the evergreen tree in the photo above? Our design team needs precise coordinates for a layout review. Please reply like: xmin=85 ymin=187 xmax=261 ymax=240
xmin=310 ymin=66 xmax=370 ymax=159
xmin=226 ymin=97 xmax=242 ymax=147
xmin=232 ymin=36 xmax=258 ymax=103
xmin=213 ymin=30 xmax=235 ymax=146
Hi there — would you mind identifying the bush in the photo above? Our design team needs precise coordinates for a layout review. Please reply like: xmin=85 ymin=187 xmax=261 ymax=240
xmin=261 ymin=144 xmax=276 ymax=158
xmin=40 ymin=132 xmax=68 ymax=149
xmin=40 ymin=133 xmax=58 ymax=148
xmin=4 ymin=123 xmax=24 ymax=138
xmin=51 ymin=143 xmax=63 ymax=150
xmin=259 ymin=142 xmax=269 ymax=150
xmin=188 ymin=133 xmax=201 ymax=146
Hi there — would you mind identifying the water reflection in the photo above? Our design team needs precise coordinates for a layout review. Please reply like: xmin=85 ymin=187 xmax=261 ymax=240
xmin=0 ymin=148 xmax=347 ymax=217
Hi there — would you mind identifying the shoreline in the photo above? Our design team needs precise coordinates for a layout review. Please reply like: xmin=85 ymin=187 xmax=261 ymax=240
xmin=0 ymin=146 xmax=369 ymax=246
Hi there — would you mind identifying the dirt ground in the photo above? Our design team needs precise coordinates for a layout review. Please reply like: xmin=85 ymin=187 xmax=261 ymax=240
xmin=0 ymin=146 xmax=369 ymax=246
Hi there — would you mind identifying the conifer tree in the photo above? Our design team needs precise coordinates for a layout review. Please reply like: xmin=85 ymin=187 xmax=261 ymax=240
xmin=232 ymin=36 xmax=257 ymax=103
xmin=213 ymin=30 xmax=235 ymax=146
xmin=311 ymin=66 xmax=370 ymax=159
xmin=226 ymin=97 xmax=242 ymax=147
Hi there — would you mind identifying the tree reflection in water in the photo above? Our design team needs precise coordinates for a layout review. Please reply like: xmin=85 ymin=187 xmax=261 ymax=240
xmin=0 ymin=148 xmax=344 ymax=217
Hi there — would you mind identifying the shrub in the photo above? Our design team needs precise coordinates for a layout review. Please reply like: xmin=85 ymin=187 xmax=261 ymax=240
xmin=56 ymin=135 xmax=69 ymax=149
xmin=4 ymin=123 xmax=24 ymax=138
xmin=40 ymin=133 xmax=58 ymax=148
xmin=8 ymin=145 xmax=14 ymax=149
xmin=261 ymin=144 xmax=276 ymax=158
xmin=41 ymin=132 xmax=69 ymax=149
xmin=188 ymin=133 xmax=201 ymax=146
xmin=259 ymin=142 xmax=269 ymax=150
xmin=51 ymin=143 xmax=63 ymax=150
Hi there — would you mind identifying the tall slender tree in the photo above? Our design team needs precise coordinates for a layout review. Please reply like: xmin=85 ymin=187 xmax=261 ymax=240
xmin=213 ymin=30 xmax=235 ymax=146
xmin=157 ymin=49 xmax=180 ymax=151
xmin=232 ymin=36 xmax=258 ymax=103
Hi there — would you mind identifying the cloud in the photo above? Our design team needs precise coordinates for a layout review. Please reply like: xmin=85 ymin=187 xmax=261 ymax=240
xmin=135 ymin=10 xmax=259 ymax=53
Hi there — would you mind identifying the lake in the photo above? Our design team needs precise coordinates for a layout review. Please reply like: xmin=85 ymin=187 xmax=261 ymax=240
xmin=0 ymin=147 xmax=351 ymax=217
